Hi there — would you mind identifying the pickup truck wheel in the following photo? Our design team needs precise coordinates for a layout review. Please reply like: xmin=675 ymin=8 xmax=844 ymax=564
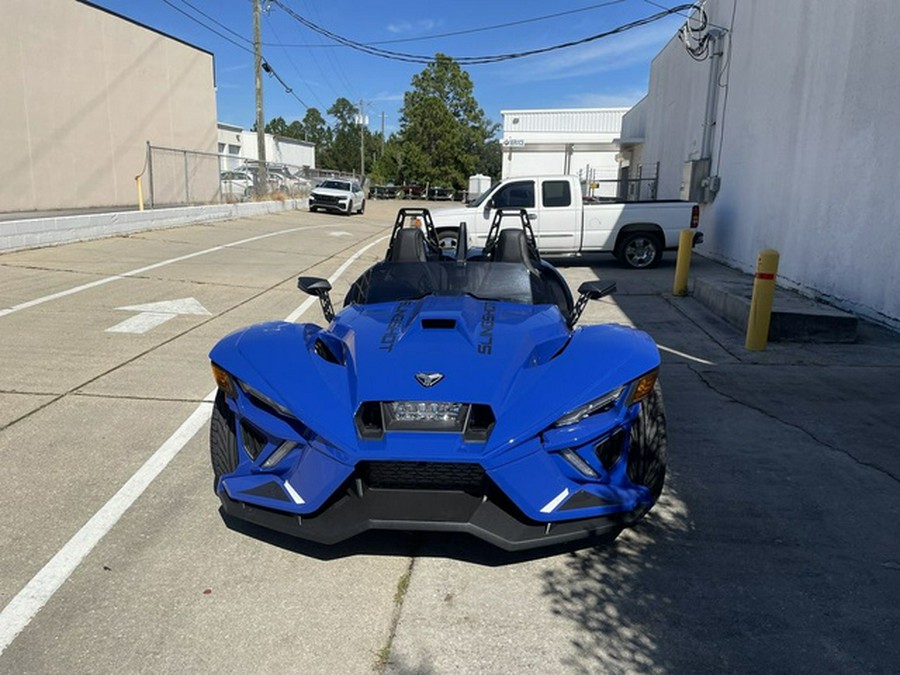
xmin=436 ymin=227 xmax=460 ymax=251
xmin=618 ymin=232 xmax=663 ymax=269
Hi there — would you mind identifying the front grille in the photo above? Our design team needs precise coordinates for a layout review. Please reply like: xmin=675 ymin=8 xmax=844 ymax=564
xmin=360 ymin=461 xmax=486 ymax=492
xmin=313 ymin=194 xmax=341 ymax=205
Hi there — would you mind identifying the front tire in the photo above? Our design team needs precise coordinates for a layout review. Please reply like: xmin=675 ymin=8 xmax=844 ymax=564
xmin=345 ymin=200 xmax=353 ymax=216
xmin=617 ymin=232 xmax=663 ymax=269
xmin=358 ymin=199 xmax=366 ymax=214
xmin=210 ymin=390 xmax=238 ymax=491
xmin=627 ymin=382 xmax=667 ymax=516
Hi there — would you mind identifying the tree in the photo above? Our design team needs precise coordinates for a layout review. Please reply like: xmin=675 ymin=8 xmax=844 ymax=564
xmin=322 ymin=97 xmax=361 ymax=173
xmin=264 ymin=116 xmax=290 ymax=136
xmin=397 ymin=54 xmax=498 ymax=189
xmin=300 ymin=108 xmax=330 ymax=147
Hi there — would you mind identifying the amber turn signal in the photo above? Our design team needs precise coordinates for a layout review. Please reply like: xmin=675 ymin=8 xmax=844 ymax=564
xmin=630 ymin=369 xmax=658 ymax=405
xmin=211 ymin=363 xmax=236 ymax=398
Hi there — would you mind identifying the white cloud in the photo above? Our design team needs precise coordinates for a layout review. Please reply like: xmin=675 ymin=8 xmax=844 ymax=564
xmin=369 ymin=91 xmax=404 ymax=102
xmin=386 ymin=19 xmax=439 ymax=34
xmin=504 ymin=21 xmax=680 ymax=83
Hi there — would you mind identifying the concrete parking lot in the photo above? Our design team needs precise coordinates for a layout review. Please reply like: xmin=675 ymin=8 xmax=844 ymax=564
xmin=1 ymin=200 xmax=898 ymax=673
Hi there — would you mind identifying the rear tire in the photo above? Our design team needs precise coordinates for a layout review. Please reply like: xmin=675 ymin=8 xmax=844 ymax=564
xmin=210 ymin=390 xmax=238 ymax=491
xmin=616 ymin=231 xmax=663 ymax=269
xmin=436 ymin=226 xmax=460 ymax=251
xmin=626 ymin=382 xmax=667 ymax=517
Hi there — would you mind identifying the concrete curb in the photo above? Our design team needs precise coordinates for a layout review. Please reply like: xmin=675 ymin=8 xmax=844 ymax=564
xmin=0 ymin=199 xmax=307 ymax=253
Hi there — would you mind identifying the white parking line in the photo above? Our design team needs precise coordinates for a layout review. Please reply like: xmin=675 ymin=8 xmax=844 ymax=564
xmin=0 ymin=223 xmax=336 ymax=319
xmin=658 ymin=344 xmax=715 ymax=365
xmin=0 ymin=235 xmax=389 ymax=656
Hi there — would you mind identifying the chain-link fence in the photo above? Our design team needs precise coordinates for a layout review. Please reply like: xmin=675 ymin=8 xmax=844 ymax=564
xmin=144 ymin=143 xmax=361 ymax=208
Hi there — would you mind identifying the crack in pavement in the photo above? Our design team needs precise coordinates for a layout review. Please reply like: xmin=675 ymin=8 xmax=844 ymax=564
xmin=686 ymin=364 xmax=900 ymax=485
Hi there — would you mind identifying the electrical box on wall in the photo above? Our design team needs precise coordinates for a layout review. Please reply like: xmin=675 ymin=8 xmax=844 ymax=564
xmin=681 ymin=159 xmax=709 ymax=202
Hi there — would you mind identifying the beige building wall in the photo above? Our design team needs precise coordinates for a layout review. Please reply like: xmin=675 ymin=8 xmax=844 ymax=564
xmin=0 ymin=0 xmax=217 ymax=212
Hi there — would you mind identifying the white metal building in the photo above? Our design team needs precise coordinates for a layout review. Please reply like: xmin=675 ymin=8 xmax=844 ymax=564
xmin=218 ymin=124 xmax=316 ymax=171
xmin=501 ymin=108 xmax=627 ymax=197
xmin=621 ymin=0 xmax=900 ymax=329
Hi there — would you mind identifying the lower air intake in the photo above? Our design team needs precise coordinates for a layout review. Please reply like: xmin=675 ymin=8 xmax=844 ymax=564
xmin=360 ymin=461 xmax=485 ymax=492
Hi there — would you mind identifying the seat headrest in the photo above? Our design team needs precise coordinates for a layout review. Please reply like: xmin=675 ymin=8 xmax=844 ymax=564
xmin=390 ymin=228 xmax=427 ymax=262
xmin=492 ymin=229 xmax=537 ymax=274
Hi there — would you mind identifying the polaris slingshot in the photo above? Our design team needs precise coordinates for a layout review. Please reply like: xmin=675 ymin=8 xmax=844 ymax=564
xmin=209 ymin=209 xmax=667 ymax=551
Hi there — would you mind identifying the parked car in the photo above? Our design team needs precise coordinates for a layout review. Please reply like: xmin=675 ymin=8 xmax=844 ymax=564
xmin=268 ymin=165 xmax=310 ymax=196
xmin=220 ymin=170 xmax=254 ymax=201
xmin=427 ymin=186 xmax=455 ymax=201
xmin=309 ymin=179 xmax=365 ymax=215
xmin=208 ymin=208 xmax=667 ymax=550
xmin=428 ymin=175 xmax=701 ymax=269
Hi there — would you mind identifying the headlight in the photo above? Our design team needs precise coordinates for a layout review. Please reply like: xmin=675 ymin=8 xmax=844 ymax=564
xmin=383 ymin=401 xmax=466 ymax=431
xmin=237 ymin=379 xmax=297 ymax=420
xmin=553 ymin=386 xmax=626 ymax=427
xmin=553 ymin=369 xmax=659 ymax=428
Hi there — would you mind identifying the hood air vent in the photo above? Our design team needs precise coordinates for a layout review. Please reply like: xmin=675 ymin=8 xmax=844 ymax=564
xmin=421 ymin=318 xmax=456 ymax=329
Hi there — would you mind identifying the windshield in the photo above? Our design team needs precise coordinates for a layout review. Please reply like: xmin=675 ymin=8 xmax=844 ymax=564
xmin=349 ymin=261 xmax=556 ymax=306
xmin=468 ymin=189 xmax=493 ymax=207
xmin=319 ymin=180 xmax=351 ymax=191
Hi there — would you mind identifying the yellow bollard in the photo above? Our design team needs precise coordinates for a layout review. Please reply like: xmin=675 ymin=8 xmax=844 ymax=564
xmin=745 ymin=249 xmax=780 ymax=351
xmin=135 ymin=175 xmax=145 ymax=211
xmin=672 ymin=229 xmax=695 ymax=296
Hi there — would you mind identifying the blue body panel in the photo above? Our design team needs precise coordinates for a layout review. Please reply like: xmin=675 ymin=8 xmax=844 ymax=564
xmin=210 ymin=291 xmax=660 ymax=525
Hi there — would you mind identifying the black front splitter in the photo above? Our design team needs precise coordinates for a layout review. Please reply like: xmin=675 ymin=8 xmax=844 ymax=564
xmin=218 ymin=486 xmax=634 ymax=552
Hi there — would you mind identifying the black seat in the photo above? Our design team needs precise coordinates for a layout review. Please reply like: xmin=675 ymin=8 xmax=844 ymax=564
xmin=389 ymin=228 xmax=427 ymax=262
xmin=491 ymin=229 xmax=538 ymax=275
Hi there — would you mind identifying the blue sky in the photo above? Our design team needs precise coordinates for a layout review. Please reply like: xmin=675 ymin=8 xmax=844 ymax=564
xmin=88 ymin=0 xmax=689 ymax=134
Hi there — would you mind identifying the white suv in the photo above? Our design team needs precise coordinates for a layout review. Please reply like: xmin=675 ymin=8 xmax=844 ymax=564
xmin=309 ymin=179 xmax=365 ymax=215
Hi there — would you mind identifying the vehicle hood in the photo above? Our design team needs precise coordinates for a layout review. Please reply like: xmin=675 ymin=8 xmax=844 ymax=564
xmin=209 ymin=295 xmax=659 ymax=456
xmin=429 ymin=204 xmax=477 ymax=226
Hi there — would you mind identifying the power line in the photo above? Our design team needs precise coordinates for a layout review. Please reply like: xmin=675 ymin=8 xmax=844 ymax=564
xmin=160 ymin=0 xmax=252 ymax=53
xmin=160 ymin=0 xmax=308 ymax=110
xmin=264 ymin=12 xmax=330 ymax=111
xmin=268 ymin=1 xmax=701 ymax=65
xmin=263 ymin=0 xmax=628 ymax=48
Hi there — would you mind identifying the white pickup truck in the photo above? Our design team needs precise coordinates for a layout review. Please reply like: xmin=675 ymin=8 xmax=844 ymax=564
xmin=428 ymin=175 xmax=700 ymax=268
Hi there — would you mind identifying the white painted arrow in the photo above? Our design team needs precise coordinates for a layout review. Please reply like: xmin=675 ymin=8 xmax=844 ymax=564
xmin=106 ymin=297 xmax=211 ymax=334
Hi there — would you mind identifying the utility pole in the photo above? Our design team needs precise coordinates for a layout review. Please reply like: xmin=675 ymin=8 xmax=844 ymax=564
xmin=380 ymin=111 xmax=385 ymax=160
xmin=253 ymin=0 xmax=268 ymax=196
xmin=359 ymin=99 xmax=366 ymax=179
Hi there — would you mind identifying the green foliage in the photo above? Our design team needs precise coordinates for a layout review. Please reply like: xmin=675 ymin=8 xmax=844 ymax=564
xmin=397 ymin=54 xmax=499 ymax=189
xmin=256 ymin=57 xmax=498 ymax=183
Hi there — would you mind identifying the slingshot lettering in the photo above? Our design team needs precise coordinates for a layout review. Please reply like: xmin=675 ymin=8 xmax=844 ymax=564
xmin=479 ymin=302 xmax=496 ymax=355
xmin=380 ymin=301 xmax=412 ymax=352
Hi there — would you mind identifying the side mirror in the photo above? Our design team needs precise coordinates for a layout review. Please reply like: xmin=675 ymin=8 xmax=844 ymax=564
xmin=577 ymin=280 xmax=616 ymax=300
xmin=297 ymin=276 xmax=334 ymax=322
xmin=568 ymin=280 xmax=617 ymax=329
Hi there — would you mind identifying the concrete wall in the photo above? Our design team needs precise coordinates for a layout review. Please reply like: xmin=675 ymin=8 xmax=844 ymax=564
xmin=632 ymin=0 xmax=900 ymax=328
xmin=0 ymin=0 xmax=217 ymax=213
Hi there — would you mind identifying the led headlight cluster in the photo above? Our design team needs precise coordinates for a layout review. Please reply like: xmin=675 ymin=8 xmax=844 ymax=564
xmin=553 ymin=369 xmax=658 ymax=428
xmin=383 ymin=401 xmax=466 ymax=431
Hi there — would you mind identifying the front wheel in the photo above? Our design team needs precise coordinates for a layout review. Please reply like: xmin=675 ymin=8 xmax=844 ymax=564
xmin=210 ymin=390 xmax=238 ymax=491
xmin=436 ymin=226 xmax=460 ymax=252
xmin=358 ymin=199 xmax=366 ymax=214
xmin=617 ymin=232 xmax=663 ymax=269
xmin=627 ymin=382 xmax=667 ymax=517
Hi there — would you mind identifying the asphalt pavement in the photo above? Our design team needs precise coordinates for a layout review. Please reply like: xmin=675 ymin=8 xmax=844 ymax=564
xmin=0 ymin=200 xmax=897 ymax=673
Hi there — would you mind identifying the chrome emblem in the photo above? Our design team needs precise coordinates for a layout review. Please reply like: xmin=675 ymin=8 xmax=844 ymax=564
xmin=415 ymin=372 xmax=444 ymax=388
